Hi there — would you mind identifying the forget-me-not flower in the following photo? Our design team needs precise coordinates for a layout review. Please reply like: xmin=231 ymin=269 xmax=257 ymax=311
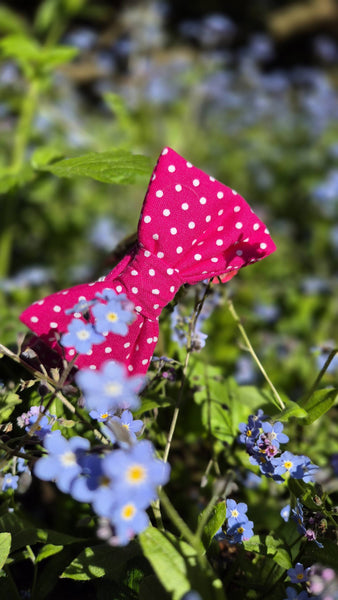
xmin=61 ymin=318 xmax=104 ymax=354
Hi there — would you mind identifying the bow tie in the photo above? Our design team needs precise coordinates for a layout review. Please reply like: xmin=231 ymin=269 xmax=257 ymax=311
xmin=20 ymin=147 xmax=276 ymax=375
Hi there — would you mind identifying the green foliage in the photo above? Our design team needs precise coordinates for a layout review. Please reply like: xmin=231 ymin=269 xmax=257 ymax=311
xmin=298 ymin=388 xmax=338 ymax=425
xmin=0 ymin=533 xmax=11 ymax=570
xmin=139 ymin=527 xmax=225 ymax=600
xmin=200 ymin=502 xmax=226 ymax=549
xmin=42 ymin=150 xmax=152 ymax=184
xmin=0 ymin=35 xmax=78 ymax=78
xmin=0 ymin=392 xmax=22 ymax=423
xmin=61 ymin=542 xmax=141 ymax=581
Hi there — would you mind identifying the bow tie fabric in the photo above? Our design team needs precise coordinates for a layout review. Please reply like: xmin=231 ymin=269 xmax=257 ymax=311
xmin=20 ymin=147 xmax=276 ymax=375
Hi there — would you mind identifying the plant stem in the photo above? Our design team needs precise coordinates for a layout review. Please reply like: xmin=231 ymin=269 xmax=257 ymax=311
xmin=195 ymin=493 xmax=220 ymax=540
xmin=302 ymin=348 xmax=338 ymax=406
xmin=227 ymin=299 xmax=285 ymax=410
xmin=158 ymin=488 xmax=205 ymax=558
xmin=163 ymin=283 xmax=212 ymax=464
xmin=0 ymin=78 xmax=40 ymax=277
xmin=3 ymin=566 xmax=21 ymax=600
xmin=11 ymin=79 xmax=39 ymax=172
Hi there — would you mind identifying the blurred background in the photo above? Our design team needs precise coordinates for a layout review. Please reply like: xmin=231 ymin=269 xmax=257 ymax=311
xmin=0 ymin=0 xmax=337 ymax=398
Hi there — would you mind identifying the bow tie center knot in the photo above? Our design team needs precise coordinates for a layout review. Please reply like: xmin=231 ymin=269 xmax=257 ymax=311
xmin=113 ymin=248 xmax=183 ymax=320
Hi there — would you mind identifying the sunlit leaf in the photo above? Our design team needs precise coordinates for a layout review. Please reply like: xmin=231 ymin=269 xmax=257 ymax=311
xmin=0 ymin=533 xmax=11 ymax=570
xmin=42 ymin=150 xmax=152 ymax=184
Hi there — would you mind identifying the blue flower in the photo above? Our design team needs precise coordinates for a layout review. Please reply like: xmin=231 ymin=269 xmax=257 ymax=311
xmin=76 ymin=361 xmax=144 ymax=414
xmin=103 ymin=440 xmax=170 ymax=505
xmin=2 ymin=473 xmax=19 ymax=491
xmin=25 ymin=414 xmax=52 ymax=440
xmin=271 ymin=452 xmax=305 ymax=479
xmin=261 ymin=421 xmax=289 ymax=447
xmin=287 ymin=563 xmax=311 ymax=584
xmin=70 ymin=454 xmax=107 ymax=505
xmin=238 ymin=416 xmax=261 ymax=447
xmin=280 ymin=504 xmax=291 ymax=522
xmin=109 ymin=496 xmax=149 ymax=545
xmin=170 ymin=305 xmax=188 ymax=347
xmin=65 ymin=298 xmax=96 ymax=315
xmin=214 ymin=527 xmax=226 ymax=541
xmin=92 ymin=297 xmax=134 ymax=336
xmin=249 ymin=451 xmax=284 ymax=483
xmin=297 ymin=456 xmax=319 ymax=483
xmin=284 ymin=587 xmax=314 ymax=600
xmin=96 ymin=288 xmax=127 ymax=302
xmin=226 ymin=499 xmax=248 ymax=526
xmin=226 ymin=519 xmax=254 ymax=544
xmin=89 ymin=408 xmax=114 ymax=422
xmin=111 ymin=410 xmax=143 ymax=442
xmin=291 ymin=499 xmax=307 ymax=535
xmin=34 ymin=431 xmax=90 ymax=493
xmin=61 ymin=318 xmax=104 ymax=354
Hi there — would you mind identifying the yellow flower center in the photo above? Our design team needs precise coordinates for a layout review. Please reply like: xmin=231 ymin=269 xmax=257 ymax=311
xmin=60 ymin=451 xmax=77 ymax=467
xmin=297 ymin=573 xmax=304 ymax=580
xmin=100 ymin=412 xmax=109 ymax=419
xmin=76 ymin=329 xmax=90 ymax=341
xmin=231 ymin=509 xmax=239 ymax=518
xmin=104 ymin=382 xmax=122 ymax=397
xmin=237 ymin=526 xmax=244 ymax=534
xmin=126 ymin=464 xmax=146 ymax=485
xmin=107 ymin=312 xmax=118 ymax=322
xmin=284 ymin=461 xmax=293 ymax=470
xmin=247 ymin=429 xmax=252 ymax=437
xmin=121 ymin=503 xmax=136 ymax=521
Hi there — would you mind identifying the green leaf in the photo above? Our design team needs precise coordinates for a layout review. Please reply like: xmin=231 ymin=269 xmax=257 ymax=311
xmin=42 ymin=150 xmax=152 ymax=184
xmin=35 ymin=543 xmax=86 ymax=600
xmin=201 ymin=502 xmax=226 ymax=549
xmin=139 ymin=527 xmax=192 ymax=600
xmin=0 ymin=393 xmax=22 ymax=423
xmin=0 ymin=513 xmax=43 ymax=552
xmin=302 ymin=539 xmax=338 ymax=569
xmin=139 ymin=575 xmax=171 ymax=600
xmin=0 ymin=35 xmax=78 ymax=73
xmin=244 ymin=534 xmax=292 ymax=569
xmin=133 ymin=396 xmax=172 ymax=417
xmin=61 ymin=542 xmax=140 ymax=581
xmin=37 ymin=46 xmax=79 ymax=70
xmin=298 ymin=388 xmax=337 ymax=424
xmin=31 ymin=147 xmax=64 ymax=169
xmin=194 ymin=370 xmax=274 ymax=442
xmin=0 ymin=6 xmax=28 ymax=34
xmin=35 ymin=543 xmax=63 ymax=563
xmin=0 ymin=533 xmax=11 ymax=570
xmin=271 ymin=397 xmax=308 ymax=422
xmin=243 ymin=535 xmax=264 ymax=554
xmin=0 ymin=35 xmax=40 ymax=61
xmin=0 ymin=512 xmax=83 ymax=553
xmin=0 ymin=166 xmax=35 ymax=194
xmin=265 ymin=535 xmax=292 ymax=569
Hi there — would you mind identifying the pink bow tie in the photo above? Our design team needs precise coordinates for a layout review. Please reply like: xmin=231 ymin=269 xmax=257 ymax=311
xmin=20 ymin=147 xmax=276 ymax=375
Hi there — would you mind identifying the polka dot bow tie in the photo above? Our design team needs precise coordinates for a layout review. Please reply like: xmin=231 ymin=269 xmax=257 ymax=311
xmin=20 ymin=147 xmax=276 ymax=375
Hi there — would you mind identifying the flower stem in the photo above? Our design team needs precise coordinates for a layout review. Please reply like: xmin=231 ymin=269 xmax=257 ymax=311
xmin=227 ymin=299 xmax=285 ymax=410
xmin=302 ymin=347 xmax=338 ymax=407
xmin=163 ymin=283 xmax=212 ymax=464
xmin=158 ymin=488 xmax=205 ymax=557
